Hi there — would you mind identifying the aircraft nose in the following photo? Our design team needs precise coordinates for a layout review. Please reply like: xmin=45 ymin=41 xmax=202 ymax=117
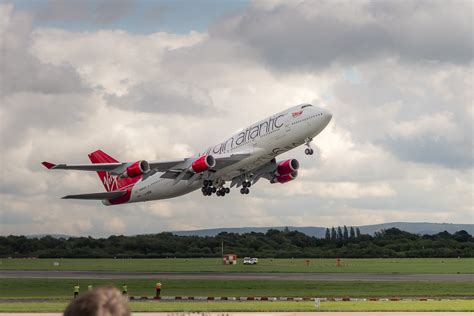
xmin=323 ymin=108 xmax=333 ymax=123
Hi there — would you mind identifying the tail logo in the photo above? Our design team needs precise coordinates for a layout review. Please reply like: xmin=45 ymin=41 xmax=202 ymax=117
xmin=103 ymin=172 xmax=119 ymax=191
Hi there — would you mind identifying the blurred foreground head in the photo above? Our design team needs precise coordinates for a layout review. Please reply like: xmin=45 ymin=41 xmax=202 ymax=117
xmin=64 ymin=285 xmax=130 ymax=316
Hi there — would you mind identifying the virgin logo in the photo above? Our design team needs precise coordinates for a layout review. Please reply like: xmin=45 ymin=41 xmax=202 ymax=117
xmin=292 ymin=111 xmax=303 ymax=117
xmin=103 ymin=172 xmax=119 ymax=191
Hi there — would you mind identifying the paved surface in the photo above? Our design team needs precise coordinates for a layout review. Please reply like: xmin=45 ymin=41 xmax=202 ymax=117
xmin=0 ymin=271 xmax=472 ymax=281
xmin=0 ymin=313 xmax=473 ymax=316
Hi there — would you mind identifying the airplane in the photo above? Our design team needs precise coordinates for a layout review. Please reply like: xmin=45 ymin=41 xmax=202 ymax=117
xmin=42 ymin=103 xmax=332 ymax=205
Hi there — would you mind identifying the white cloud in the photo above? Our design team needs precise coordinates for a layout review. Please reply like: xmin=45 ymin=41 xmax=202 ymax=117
xmin=31 ymin=29 xmax=207 ymax=95
xmin=389 ymin=112 xmax=457 ymax=139
xmin=0 ymin=2 xmax=472 ymax=237
xmin=104 ymin=217 xmax=126 ymax=234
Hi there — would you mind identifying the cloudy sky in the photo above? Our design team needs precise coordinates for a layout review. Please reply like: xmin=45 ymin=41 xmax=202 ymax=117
xmin=0 ymin=0 xmax=472 ymax=237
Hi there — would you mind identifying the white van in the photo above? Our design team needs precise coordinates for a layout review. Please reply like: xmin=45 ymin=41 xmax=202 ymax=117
xmin=243 ymin=257 xmax=258 ymax=265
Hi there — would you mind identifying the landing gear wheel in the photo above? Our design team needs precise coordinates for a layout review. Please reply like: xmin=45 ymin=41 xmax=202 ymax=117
xmin=240 ymin=188 xmax=246 ymax=194
xmin=244 ymin=188 xmax=250 ymax=194
xmin=304 ymin=137 xmax=314 ymax=155
xmin=212 ymin=187 xmax=216 ymax=193
xmin=225 ymin=187 xmax=230 ymax=194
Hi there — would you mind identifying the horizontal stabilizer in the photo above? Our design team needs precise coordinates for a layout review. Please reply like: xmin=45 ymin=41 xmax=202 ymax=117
xmin=42 ymin=161 xmax=56 ymax=169
xmin=42 ymin=162 xmax=125 ymax=172
xmin=62 ymin=191 xmax=127 ymax=200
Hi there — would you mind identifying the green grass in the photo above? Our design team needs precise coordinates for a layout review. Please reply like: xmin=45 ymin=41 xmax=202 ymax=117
xmin=1 ymin=279 xmax=473 ymax=299
xmin=1 ymin=258 xmax=473 ymax=273
xmin=0 ymin=300 xmax=472 ymax=312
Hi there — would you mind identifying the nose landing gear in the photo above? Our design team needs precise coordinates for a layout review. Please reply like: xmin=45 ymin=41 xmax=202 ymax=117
xmin=304 ymin=138 xmax=314 ymax=155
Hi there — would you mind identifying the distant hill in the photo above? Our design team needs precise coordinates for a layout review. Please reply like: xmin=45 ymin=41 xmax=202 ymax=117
xmin=173 ymin=222 xmax=474 ymax=237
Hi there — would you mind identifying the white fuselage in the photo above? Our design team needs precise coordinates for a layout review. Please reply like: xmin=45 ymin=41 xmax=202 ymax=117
xmin=129 ymin=104 xmax=332 ymax=202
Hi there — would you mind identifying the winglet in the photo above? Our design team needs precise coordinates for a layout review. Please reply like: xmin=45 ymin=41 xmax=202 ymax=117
xmin=42 ymin=161 xmax=56 ymax=169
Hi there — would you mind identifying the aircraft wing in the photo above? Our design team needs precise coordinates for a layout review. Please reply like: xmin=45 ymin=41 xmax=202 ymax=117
xmin=43 ymin=150 xmax=255 ymax=183
xmin=62 ymin=191 xmax=127 ymax=200
xmin=148 ymin=153 xmax=252 ymax=173
xmin=148 ymin=160 xmax=187 ymax=172
xmin=213 ymin=153 xmax=251 ymax=169
xmin=156 ymin=152 xmax=254 ymax=181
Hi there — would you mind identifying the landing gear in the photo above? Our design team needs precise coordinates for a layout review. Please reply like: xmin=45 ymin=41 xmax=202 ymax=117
xmin=239 ymin=180 xmax=251 ymax=194
xmin=202 ymin=185 xmax=214 ymax=196
xmin=304 ymin=138 xmax=314 ymax=155
xmin=202 ymin=180 xmax=214 ymax=196
xmin=240 ymin=187 xmax=250 ymax=194
xmin=216 ymin=187 xmax=230 ymax=197
xmin=203 ymin=179 xmax=230 ymax=197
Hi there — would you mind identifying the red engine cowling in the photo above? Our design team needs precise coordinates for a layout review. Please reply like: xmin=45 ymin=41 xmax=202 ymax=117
xmin=271 ymin=171 xmax=298 ymax=184
xmin=126 ymin=160 xmax=150 ymax=178
xmin=191 ymin=155 xmax=216 ymax=173
xmin=276 ymin=159 xmax=300 ymax=176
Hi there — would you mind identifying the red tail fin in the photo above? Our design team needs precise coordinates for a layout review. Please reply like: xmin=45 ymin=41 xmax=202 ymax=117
xmin=88 ymin=150 xmax=119 ymax=192
xmin=88 ymin=150 xmax=138 ymax=192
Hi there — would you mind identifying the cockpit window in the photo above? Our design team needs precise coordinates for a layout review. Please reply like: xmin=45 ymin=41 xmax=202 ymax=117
xmin=301 ymin=104 xmax=312 ymax=109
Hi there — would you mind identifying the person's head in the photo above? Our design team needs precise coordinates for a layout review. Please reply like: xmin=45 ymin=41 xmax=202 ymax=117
xmin=64 ymin=285 xmax=130 ymax=316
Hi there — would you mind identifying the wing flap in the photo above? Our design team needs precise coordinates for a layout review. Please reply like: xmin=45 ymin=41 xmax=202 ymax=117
xmin=62 ymin=191 xmax=127 ymax=200
xmin=213 ymin=153 xmax=252 ymax=169
xmin=148 ymin=160 xmax=186 ymax=172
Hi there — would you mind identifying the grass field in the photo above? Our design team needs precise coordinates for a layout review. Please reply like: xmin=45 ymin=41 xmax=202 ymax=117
xmin=1 ymin=279 xmax=473 ymax=299
xmin=0 ymin=300 xmax=472 ymax=312
xmin=1 ymin=258 xmax=473 ymax=273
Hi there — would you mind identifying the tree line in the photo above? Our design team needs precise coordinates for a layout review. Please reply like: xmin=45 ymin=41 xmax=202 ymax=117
xmin=0 ymin=228 xmax=472 ymax=258
xmin=325 ymin=225 xmax=361 ymax=240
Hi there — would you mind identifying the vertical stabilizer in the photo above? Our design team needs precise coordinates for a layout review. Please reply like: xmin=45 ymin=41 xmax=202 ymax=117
xmin=88 ymin=150 xmax=137 ymax=192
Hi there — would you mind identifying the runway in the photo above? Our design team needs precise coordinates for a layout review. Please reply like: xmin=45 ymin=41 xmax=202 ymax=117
xmin=0 ymin=270 xmax=471 ymax=281
xmin=0 ymin=313 xmax=473 ymax=316
xmin=0 ymin=312 xmax=472 ymax=316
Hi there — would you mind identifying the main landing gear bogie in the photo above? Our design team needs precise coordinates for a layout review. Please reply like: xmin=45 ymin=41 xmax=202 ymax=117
xmin=216 ymin=187 xmax=230 ymax=197
xmin=240 ymin=187 xmax=250 ymax=194
xmin=240 ymin=180 xmax=251 ymax=194
xmin=202 ymin=179 xmax=253 ymax=197
xmin=202 ymin=180 xmax=230 ymax=197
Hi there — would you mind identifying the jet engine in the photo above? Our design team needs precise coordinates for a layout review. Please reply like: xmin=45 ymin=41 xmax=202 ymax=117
xmin=191 ymin=155 xmax=216 ymax=173
xmin=271 ymin=171 xmax=298 ymax=184
xmin=126 ymin=160 xmax=150 ymax=178
xmin=276 ymin=159 xmax=300 ymax=176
